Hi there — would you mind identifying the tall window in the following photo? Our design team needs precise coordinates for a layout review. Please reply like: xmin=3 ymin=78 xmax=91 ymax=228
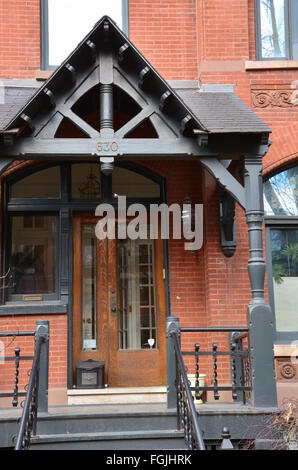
xmin=41 ymin=0 xmax=129 ymax=69
xmin=255 ymin=0 xmax=298 ymax=60
xmin=264 ymin=164 xmax=298 ymax=341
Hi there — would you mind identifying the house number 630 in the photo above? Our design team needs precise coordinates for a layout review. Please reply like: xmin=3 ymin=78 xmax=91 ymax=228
xmin=96 ymin=141 xmax=119 ymax=152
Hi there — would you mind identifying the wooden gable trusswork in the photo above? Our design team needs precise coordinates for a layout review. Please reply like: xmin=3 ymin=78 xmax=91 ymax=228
xmin=0 ymin=16 xmax=209 ymax=168
xmin=0 ymin=16 xmax=272 ymax=211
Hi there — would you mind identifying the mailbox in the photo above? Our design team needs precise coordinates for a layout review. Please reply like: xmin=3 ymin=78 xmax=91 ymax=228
xmin=76 ymin=359 xmax=105 ymax=389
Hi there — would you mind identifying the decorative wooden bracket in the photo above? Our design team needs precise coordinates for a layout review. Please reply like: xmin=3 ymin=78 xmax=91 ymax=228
xmin=118 ymin=43 xmax=130 ymax=64
xmin=65 ymin=63 xmax=76 ymax=86
xmin=43 ymin=88 xmax=56 ymax=109
xmin=198 ymin=157 xmax=246 ymax=210
xmin=219 ymin=192 xmax=237 ymax=257
xmin=138 ymin=66 xmax=150 ymax=89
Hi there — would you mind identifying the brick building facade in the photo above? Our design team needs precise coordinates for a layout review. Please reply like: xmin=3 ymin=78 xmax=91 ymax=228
xmin=0 ymin=0 xmax=297 ymax=422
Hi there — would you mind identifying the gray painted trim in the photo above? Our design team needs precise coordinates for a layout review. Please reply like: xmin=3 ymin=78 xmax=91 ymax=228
xmin=0 ymin=302 xmax=67 ymax=315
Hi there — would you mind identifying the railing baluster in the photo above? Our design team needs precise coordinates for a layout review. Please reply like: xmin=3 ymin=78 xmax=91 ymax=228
xmin=230 ymin=339 xmax=238 ymax=401
xmin=12 ymin=347 xmax=20 ymax=407
xmin=212 ymin=343 xmax=220 ymax=400
xmin=195 ymin=343 xmax=201 ymax=401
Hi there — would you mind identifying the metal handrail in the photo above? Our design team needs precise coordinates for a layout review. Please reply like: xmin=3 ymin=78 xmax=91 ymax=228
xmin=181 ymin=327 xmax=248 ymax=332
xmin=14 ymin=333 xmax=45 ymax=451
xmin=170 ymin=330 xmax=206 ymax=450
xmin=180 ymin=326 xmax=251 ymax=404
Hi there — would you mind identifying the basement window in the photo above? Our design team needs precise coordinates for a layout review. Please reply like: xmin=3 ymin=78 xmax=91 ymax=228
xmin=41 ymin=0 xmax=129 ymax=70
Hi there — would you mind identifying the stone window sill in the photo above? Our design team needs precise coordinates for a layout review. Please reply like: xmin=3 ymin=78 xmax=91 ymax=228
xmin=274 ymin=344 xmax=298 ymax=357
xmin=0 ymin=301 xmax=67 ymax=315
xmin=35 ymin=69 xmax=53 ymax=81
xmin=245 ymin=60 xmax=298 ymax=70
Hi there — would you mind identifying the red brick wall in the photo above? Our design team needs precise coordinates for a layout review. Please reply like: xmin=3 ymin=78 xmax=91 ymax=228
xmin=0 ymin=315 xmax=67 ymax=396
xmin=129 ymin=0 xmax=198 ymax=80
xmin=0 ymin=0 xmax=297 ymax=397
xmin=0 ymin=0 xmax=40 ymax=78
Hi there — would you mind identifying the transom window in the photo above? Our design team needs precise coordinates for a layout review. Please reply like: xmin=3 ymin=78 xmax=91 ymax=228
xmin=264 ymin=163 xmax=298 ymax=342
xmin=41 ymin=0 xmax=129 ymax=69
xmin=255 ymin=0 xmax=298 ymax=60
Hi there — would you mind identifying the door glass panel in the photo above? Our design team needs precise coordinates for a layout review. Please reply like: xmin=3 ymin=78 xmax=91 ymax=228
xmin=270 ymin=228 xmax=298 ymax=331
xmin=112 ymin=167 xmax=160 ymax=198
xmin=81 ymin=225 xmax=97 ymax=350
xmin=117 ymin=239 xmax=157 ymax=350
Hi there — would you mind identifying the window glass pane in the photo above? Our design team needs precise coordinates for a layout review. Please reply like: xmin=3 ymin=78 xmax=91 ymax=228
xmin=47 ymin=0 xmax=124 ymax=66
xmin=9 ymin=216 xmax=56 ymax=296
xmin=291 ymin=0 xmax=298 ymax=59
xmin=264 ymin=165 xmax=298 ymax=216
xmin=113 ymin=167 xmax=160 ymax=198
xmin=82 ymin=225 xmax=97 ymax=350
xmin=10 ymin=166 xmax=60 ymax=199
xmin=117 ymin=238 xmax=157 ymax=350
xmin=270 ymin=229 xmax=298 ymax=332
xmin=259 ymin=0 xmax=286 ymax=58
xmin=72 ymin=164 xmax=101 ymax=199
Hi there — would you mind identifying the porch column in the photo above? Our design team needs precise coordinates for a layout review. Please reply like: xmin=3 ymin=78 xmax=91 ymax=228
xmin=166 ymin=316 xmax=180 ymax=409
xmin=35 ymin=320 xmax=49 ymax=414
xmin=244 ymin=155 xmax=277 ymax=409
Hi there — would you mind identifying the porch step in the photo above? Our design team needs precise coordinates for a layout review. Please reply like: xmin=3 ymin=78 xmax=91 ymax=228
xmin=29 ymin=429 xmax=187 ymax=450
xmin=67 ymin=386 xmax=167 ymax=405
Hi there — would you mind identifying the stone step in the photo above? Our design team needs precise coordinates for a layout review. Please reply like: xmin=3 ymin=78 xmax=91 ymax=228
xmin=32 ymin=403 xmax=178 ymax=437
xmin=29 ymin=429 xmax=187 ymax=450
xmin=67 ymin=386 xmax=167 ymax=405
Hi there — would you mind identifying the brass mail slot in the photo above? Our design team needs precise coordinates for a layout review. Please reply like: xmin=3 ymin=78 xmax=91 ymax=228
xmin=22 ymin=295 xmax=43 ymax=302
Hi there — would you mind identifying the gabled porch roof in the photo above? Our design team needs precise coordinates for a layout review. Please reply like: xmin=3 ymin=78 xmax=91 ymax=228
xmin=0 ymin=16 xmax=271 ymax=210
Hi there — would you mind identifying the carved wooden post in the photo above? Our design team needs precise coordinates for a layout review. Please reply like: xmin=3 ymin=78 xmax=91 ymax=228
xmin=99 ymin=20 xmax=114 ymax=175
xmin=244 ymin=155 xmax=277 ymax=409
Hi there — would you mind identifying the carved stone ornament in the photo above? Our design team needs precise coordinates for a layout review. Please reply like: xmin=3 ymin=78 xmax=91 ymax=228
xmin=251 ymin=89 xmax=298 ymax=108
xmin=280 ymin=363 xmax=296 ymax=380
xmin=276 ymin=359 xmax=297 ymax=381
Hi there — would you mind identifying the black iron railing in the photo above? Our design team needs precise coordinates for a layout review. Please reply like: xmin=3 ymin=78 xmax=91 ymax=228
xmin=169 ymin=329 xmax=206 ymax=450
xmin=0 ymin=320 xmax=49 ymax=450
xmin=0 ymin=330 xmax=35 ymax=406
xmin=181 ymin=327 xmax=251 ymax=404
xmin=14 ymin=329 xmax=48 ymax=450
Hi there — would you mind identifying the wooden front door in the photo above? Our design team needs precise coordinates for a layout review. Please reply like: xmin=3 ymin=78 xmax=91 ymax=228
xmin=73 ymin=215 xmax=166 ymax=387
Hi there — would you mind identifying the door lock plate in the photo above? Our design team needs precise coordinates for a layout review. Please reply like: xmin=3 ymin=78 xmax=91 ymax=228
xmin=111 ymin=295 xmax=117 ymax=316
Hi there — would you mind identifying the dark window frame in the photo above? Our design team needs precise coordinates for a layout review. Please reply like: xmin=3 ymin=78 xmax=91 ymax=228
xmin=40 ymin=0 xmax=130 ymax=70
xmin=1 ymin=161 xmax=165 ymax=315
xmin=264 ymin=161 xmax=298 ymax=342
xmin=265 ymin=220 xmax=298 ymax=342
xmin=7 ymin=212 xmax=60 ymax=303
xmin=255 ymin=0 xmax=297 ymax=60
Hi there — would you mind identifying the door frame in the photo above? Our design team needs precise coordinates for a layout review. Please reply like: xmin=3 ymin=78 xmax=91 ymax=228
xmin=72 ymin=213 xmax=167 ymax=387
